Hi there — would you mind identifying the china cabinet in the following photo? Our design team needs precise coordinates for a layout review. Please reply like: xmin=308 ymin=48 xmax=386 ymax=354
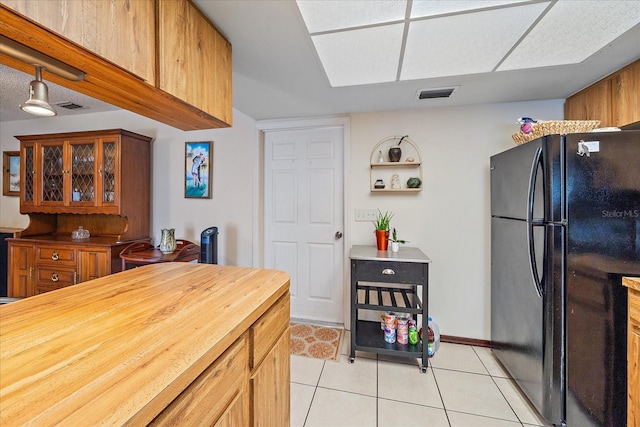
xmin=7 ymin=129 xmax=152 ymax=298
xmin=370 ymin=136 xmax=423 ymax=192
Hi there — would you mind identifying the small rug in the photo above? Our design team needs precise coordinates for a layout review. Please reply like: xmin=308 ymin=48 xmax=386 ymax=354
xmin=290 ymin=322 xmax=344 ymax=361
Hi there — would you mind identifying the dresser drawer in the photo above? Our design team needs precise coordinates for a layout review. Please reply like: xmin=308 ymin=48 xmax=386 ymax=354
xmin=353 ymin=260 xmax=426 ymax=284
xmin=37 ymin=245 xmax=76 ymax=265
xmin=35 ymin=266 xmax=76 ymax=289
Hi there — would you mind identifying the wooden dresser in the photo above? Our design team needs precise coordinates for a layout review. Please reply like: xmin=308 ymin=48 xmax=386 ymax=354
xmin=624 ymin=276 xmax=640 ymax=427
xmin=0 ymin=263 xmax=290 ymax=426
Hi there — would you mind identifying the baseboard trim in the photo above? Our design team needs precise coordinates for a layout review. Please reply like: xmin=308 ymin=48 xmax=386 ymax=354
xmin=440 ymin=334 xmax=490 ymax=348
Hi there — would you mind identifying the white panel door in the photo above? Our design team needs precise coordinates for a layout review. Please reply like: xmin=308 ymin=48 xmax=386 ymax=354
xmin=265 ymin=126 xmax=344 ymax=323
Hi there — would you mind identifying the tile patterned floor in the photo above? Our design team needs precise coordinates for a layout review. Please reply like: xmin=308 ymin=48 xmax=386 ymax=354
xmin=290 ymin=331 xmax=553 ymax=427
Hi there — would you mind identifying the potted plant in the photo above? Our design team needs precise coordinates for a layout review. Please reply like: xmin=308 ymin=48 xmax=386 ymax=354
xmin=373 ymin=210 xmax=393 ymax=250
xmin=388 ymin=228 xmax=408 ymax=253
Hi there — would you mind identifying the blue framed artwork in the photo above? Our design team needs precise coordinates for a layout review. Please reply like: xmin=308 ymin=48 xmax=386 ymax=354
xmin=184 ymin=142 xmax=212 ymax=199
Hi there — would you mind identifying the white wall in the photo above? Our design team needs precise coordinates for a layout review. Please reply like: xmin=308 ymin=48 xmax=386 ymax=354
xmin=0 ymin=108 xmax=258 ymax=267
xmin=348 ymin=100 xmax=564 ymax=340
xmin=1 ymin=98 xmax=565 ymax=340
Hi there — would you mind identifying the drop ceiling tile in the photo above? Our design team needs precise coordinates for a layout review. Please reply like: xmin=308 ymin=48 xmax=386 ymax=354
xmin=312 ymin=24 xmax=404 ymax=87
xmin=499 ymin=1 xmax=640 ymax=71
xmin=401 ymin=3 xmax=549 ymax=80
xmin=410 ymin=0 xmax=531 ymax=18
xmin=296 ymin=0 xmax=407 ymax=33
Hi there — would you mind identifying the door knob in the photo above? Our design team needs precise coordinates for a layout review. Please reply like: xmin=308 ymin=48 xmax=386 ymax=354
xmin=335 ymin=231 xmax=343 ymax=239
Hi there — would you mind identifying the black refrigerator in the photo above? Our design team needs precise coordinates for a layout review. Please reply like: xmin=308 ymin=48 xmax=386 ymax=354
xmin=490 ymin=130 xmax=640 ymax=427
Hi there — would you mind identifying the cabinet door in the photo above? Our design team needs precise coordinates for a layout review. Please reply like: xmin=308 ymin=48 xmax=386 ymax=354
xmin=96 ymin=137 xmax=119 ymax=209
xmin=1 ymin=0 xmax=156 ymax=84
xmin=158 ymin=0 xmax=232 ymax=126
xmin=564 ymin=79 xmax=613 ymax=127
xmin=250 ymin=328 xmax=290 ymax=427
xmin=77 ymin=248 xmax=109 ymax=283
xmin=20 ymin=142 xmax=37 ymax=210
xmin=40 ymin=140 xmax=66 ymax=208
xmin=629 ymin=291 xmax=640 ymax=427
xmin=612 ymin=61 xmax=639 ymax=127
xmin=7 ymin=242 xmax=35 ymax=298
xmin=69 ymin=139 xmax=97 ymax=207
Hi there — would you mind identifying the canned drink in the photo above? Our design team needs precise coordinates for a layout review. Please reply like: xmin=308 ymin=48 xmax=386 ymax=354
xmin=384 ymin=327 xmax=396 ymax=343
xmin=409 ymin=326 xmax=419 ymax=345
xmin=397 ymin=332 xmax=409 ymax=344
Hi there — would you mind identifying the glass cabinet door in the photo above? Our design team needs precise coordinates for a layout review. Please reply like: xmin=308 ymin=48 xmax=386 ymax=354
xmin=22 ymin=144 xmax=35 ymax=205
xmin=70 ymin=143 xmax=96 ymax=203
xmin=41 ymin=144 xmax=64 ymax=203
xmin=101 ymin=141 xmax=116 ymax=203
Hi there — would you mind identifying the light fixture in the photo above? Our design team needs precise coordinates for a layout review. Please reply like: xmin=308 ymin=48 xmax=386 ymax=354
xmin=20 ymin=66 xmax=56 ymax=117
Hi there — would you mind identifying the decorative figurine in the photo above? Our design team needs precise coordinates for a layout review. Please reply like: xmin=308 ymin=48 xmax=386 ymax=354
xmin=391 ymin=174 xmax=401 ymax=189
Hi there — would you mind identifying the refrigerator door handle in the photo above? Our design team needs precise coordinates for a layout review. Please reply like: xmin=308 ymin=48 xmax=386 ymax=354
xmin=527 ymin=146 xmax=544 ymax=298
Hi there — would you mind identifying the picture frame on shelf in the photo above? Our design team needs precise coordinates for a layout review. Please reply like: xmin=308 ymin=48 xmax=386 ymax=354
xmin=184 ymin=141 xmax=212 ymax=199
xmin=3 ymin=151 xmax=20 ymax=197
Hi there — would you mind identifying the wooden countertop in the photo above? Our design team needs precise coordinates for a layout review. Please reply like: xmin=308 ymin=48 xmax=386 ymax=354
xmin=623 ymin=277 xmax=640 ymax=292
xmin=0 ymin=263 xmax=290 ymax=425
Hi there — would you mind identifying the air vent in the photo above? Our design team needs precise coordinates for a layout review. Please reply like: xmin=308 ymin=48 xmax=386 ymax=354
xmin=55 ymin=101 xmax=85 ymax=110
xmin=416 ymin=87 xmax=457 ymax=99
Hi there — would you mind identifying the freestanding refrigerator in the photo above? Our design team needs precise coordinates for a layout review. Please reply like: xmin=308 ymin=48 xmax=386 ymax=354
xmin=490 ymin=130 xmax=640 ymax=427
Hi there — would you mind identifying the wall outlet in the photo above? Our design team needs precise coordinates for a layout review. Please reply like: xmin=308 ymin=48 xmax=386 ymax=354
xmin=355 ymin=209 xmax=378 ymax=222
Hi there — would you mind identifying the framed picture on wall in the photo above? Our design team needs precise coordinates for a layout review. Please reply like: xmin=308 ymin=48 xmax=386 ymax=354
xmin=184 ymin=141 xmax=212 ymax=199
xmin=3 ymin=151 xmax=20 ymax=197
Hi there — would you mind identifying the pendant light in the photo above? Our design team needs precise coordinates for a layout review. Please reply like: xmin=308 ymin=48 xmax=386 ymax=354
xmin=19 ymin=65 xmax=56 ymax=117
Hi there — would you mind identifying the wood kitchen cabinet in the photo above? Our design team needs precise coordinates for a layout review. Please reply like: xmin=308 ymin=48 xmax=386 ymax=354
xmin=16 ymin=129 xmax=152 ymax=240
xmin=8 ymin=129 xmax=151 ymax=298
xmin=249 ymin=293 xmax=290 ymax=426
xmin=158 ymin=0 xmax=233 ymax=127
xmin=624 ymin=277 xmax=640 ymax=427
xmin=8 ymin=238 xmax=126 ymax=298
xmin=0 ymin=0 xmax=155 ymax=83
xmin=565 ymin=59 xmax=640 ymax=128
xmin=0 ymin=1 xmax=232 ymax=130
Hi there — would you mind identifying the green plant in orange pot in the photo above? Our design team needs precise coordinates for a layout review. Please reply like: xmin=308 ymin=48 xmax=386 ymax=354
xmin=373 ymin=210 xmax=393 ymax=251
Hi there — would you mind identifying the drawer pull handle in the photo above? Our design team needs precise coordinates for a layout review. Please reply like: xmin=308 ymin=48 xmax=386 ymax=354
xmin=51 ymin=273 xmax=59 ymax=282
xmin=51 ymin=252 xmax=59 ymax=261
xmin=382 ymin=268 xmax=395 ymax=275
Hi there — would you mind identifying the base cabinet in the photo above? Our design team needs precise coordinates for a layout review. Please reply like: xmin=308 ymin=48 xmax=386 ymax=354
xmin=626 ymin=278 xmax=640 ymax=427
xmin=251 ymin=329 xmax=290 ymax=427
xmin=8 ymin=241 xmax=120 ymax=298
xmin=152 ymin=293 xmax=290 ymax=427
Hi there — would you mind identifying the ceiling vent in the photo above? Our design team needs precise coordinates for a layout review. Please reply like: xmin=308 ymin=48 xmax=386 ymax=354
xmin=416 ymin=87 xmax=457 ymax=100
xmin=55 ymin=101 xmax=85 ymax=110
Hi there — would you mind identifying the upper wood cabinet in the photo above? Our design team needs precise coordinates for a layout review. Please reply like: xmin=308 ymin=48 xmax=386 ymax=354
xmin=0 ymin=1 xmax=232 ymax=130
xmin=565 ymin=60 xmax=640 ymax=128
xmin=158 ymin=0 xmax=233 ymax=126
xmin=1 ymin=0 xmax=155 ymax=83
xmin=16 ymin=129 xmax=152 ymax=241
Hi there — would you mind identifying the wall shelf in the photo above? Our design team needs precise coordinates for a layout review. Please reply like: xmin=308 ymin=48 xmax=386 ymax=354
xmin=370 ymin=136 xmax=422 ymax=193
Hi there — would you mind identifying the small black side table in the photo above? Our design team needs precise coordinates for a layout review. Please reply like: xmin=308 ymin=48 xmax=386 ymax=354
xmin=349 ymin=245 xmax=431 ymax=372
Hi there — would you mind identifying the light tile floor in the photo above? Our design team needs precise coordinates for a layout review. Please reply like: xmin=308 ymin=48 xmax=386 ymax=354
xmin=291 ymin=331 xmax=553 ymax=427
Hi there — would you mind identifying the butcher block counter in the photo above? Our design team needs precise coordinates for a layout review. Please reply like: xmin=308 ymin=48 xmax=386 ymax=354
xmin=0 ymin=263 xmax=291 ymax=426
